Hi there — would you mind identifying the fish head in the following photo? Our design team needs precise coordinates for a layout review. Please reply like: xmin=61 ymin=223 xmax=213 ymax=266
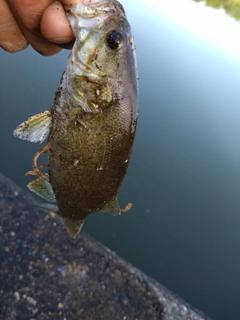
xmin=65 ymin=0 xmax=138 ymax=113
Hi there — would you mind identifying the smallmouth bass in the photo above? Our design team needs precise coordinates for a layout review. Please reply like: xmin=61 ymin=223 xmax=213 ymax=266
xmin=13 ymin=0 xmax=138 ymax=237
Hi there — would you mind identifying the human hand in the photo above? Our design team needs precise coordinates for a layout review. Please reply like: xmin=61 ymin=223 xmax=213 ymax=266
xmin=0 ymin=0 xmax=91 ymax=56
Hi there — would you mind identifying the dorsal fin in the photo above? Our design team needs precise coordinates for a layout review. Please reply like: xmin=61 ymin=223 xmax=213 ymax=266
xmin=13 ymin=110 xmax=52 ymax=143
xmin=27 ymin=174 xmax=56 ymax=202
xmin=102 ymin=196 xmax=133 ymax=216
xmin=101 ymin=196 xmax=121 ymax=216
xmin=64 ymin=219 xmax=84 ymax=238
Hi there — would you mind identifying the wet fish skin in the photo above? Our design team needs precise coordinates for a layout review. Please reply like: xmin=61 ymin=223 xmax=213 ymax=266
xmin=13 ymin=0 xmax=138 ymax=237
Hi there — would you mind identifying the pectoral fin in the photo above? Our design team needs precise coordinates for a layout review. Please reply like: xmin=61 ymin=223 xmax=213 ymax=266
xmin=27 ymin=174 xmax=56 ymax=202
xmin=13 ymin=110 xmax=52 ymax=143
xmin=64 ymin=219 xmax=84 ymax=238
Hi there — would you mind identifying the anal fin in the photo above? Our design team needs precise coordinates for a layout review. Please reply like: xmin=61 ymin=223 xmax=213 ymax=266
xmin=27 ymin=174 xmax=56 ymax=202
xmin=40 ymin=203 xmax=59 ymax=212
xmin=13 ymin=110 xmax=52 ymax=143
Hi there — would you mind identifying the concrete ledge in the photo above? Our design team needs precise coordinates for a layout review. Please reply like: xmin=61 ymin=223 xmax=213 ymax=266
xmin=0 ymin=173 xmax=211 ymax=320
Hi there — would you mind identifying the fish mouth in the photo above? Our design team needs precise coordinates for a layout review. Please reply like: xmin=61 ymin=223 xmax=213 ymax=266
xmin=64 ymin=0 xmax=125 ymax=35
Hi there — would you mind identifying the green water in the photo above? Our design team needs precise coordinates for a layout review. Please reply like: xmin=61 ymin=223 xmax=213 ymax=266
xmin=1 ymin=1 xmax=240 ymax=319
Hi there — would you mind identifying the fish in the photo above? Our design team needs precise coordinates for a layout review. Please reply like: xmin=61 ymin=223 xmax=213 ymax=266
xmin=13 ymin=0 xmax=138 ymax=238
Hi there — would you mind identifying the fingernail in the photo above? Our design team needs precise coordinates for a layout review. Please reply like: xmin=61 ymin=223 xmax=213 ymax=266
xmin=48 ymin=37 xmax=74 ymax=44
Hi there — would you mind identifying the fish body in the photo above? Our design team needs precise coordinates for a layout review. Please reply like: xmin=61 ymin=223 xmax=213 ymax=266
xmin=13 ymin=0 xmax=138 ymax=237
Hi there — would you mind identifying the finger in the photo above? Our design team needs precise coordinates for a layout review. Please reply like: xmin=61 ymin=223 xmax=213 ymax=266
xmin=61 ymin=0 xmax=99 ymax=4
xmin=56 ymin=39 xmax=75 ymax=50
xmin=40 ymin=2 xmax=74 ymax=45
xmin=0 ymin=0 xmax=28 ymax=52
xmin=7 ymin=0 xmax=62 ymax=56
xmin=56 ymin=0 xmax=98 ymax=49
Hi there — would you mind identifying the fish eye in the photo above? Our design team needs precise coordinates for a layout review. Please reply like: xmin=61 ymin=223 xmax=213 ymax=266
xmin=106 ymin=30 xmax=124 ymax=50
